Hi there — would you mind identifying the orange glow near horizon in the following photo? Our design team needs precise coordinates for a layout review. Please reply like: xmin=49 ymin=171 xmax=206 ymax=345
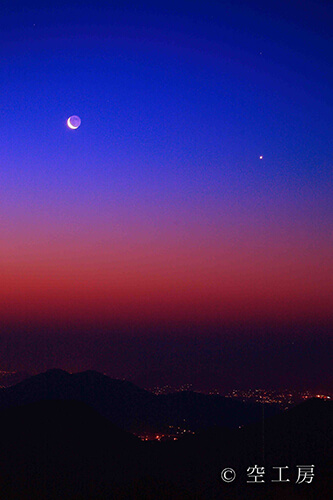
xmin=1 ymin=221 xmax=332 ymax=329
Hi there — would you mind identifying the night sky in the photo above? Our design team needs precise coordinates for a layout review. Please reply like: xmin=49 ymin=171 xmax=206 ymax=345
xmin=1 ymin=1 xmax=332 ymax=392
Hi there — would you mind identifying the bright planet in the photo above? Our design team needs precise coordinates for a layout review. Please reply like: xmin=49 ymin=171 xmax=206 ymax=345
xmin=67 ymin=115 xmax=81 ymax=129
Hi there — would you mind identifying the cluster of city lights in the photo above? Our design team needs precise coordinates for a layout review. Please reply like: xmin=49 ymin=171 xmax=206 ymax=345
xmin=225 ymin=389 xmax=331 ymax=409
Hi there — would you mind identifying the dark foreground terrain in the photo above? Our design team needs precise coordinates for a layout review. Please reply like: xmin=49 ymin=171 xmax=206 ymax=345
xmin=0 ymin=371 xmax=331 ymax=499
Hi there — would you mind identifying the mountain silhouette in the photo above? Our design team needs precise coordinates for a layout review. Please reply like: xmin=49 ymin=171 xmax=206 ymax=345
xmin=0 ymin=369 xmax=279 ymax=434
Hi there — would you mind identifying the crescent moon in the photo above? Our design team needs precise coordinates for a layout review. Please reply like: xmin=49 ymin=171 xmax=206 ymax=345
xmin=67 ymin=117 xmax=78 ymax=130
